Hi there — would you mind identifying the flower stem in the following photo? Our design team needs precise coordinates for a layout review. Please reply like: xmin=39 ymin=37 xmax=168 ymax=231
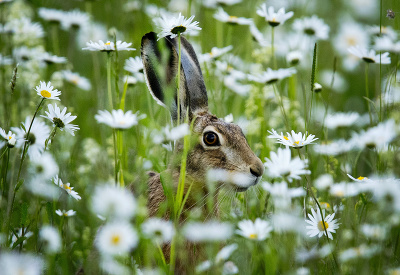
xmin=112 ymin=129 xmax=118 ymax=185
xmin=271 ymin=27 xmax=276 ymax=69
xmin=107 ymin=52 xmax=114 ymax=110
xmin=365 ymin=63 xmax=372 ymax=125
xmin=16 ymin=98 xmax=45 ymax=183
xmin=176 ymin=33 xmax=182 ymax=125
xmin=44 ymin=126 xmax=58 ymax=151
xmin=6 ymin=98 xmax=45 ymax=239
xmin=117 ymin=129 xmax=124 ymax=187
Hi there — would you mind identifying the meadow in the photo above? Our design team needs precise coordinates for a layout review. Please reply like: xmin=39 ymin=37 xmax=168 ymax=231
xmin=1 ymin=0 xmax=400 ymax=274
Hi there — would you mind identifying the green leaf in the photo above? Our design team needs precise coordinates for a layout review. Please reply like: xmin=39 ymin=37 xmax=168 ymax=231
xmin=46 ymin=202 xmax=54 ymax=225
xmin=14 ymin=179 xmax=24 ymax=192
xmin=20 ymin=202 xmax=29 ymax=227
xmin=11 ymin=236 xmax=27 ymax=250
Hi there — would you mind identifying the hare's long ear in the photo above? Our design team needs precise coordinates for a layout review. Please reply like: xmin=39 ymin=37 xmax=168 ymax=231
xmin=141 ymin=32 xmax=208 ymax=121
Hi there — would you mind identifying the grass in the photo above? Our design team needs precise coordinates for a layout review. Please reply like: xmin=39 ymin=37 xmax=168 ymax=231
xmin=0 ymin=0 xmax=400 ymax=274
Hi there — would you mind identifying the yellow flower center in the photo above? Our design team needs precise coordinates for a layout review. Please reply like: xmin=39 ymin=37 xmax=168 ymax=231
xmin=41 ymin=90 xmax=51 ymax=98
xmin=318 ymin=221 xmax=329 ymax=231
xmin=8 ymin=136 xmax=12 ymax=140
xmin=347 ymin=37 xmax=357 ymax=46
xmin=111 ymin=234 xmax=121 ymax=245
xmin=72 ymin=76 xmax=79 ymax=84
xmin=249 ymin=233 xmax=258 ymax=239
xmin=105 ymin=42 xmax=111 ymax=45
xmin=283 ymin=136 xmax=289 ymax=140
xmin=294 ymin=141 xmax=300 ymax=145
xmin=357 ymin=176 xmax=367 ymax=180
xmin=64 ymin=213 xmax=68 ymax=216
xmin=320 ymin=202 xmax=331 ymax=209
xmin=63 ymin=184 xmax=72 ymax=191
xmin=229 ymin=16 xmax=238 ymax=22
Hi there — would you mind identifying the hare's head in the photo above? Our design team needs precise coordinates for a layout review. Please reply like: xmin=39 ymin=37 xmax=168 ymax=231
xmin=141 ymin=32 xmax=264 ymax=191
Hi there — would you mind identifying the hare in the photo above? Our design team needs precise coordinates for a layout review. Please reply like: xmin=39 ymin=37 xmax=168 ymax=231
xmin=141 ymin=32 xmax=264 ymax=218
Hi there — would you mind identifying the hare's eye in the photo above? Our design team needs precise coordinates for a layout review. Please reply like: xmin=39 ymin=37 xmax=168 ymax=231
xmin=203 ymin=131 xmax=220 ymax=146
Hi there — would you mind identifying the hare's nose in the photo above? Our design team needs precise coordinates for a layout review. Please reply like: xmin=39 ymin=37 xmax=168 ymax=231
xmin=250 ymin=163 xmax=264 ymax=178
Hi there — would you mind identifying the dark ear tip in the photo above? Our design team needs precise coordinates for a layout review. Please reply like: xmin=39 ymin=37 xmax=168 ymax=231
xmin=141 ymin=32 xmax=157 ymax=47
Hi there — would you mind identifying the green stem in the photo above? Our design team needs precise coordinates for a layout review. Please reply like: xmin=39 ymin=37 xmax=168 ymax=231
xmin=51 ymin=23 xmax=60 ymax=55
xmin=6 ymin=98 xmax=45 ymax=238
xmin=177 ymin=34 xmax=182 ymax=125
xmin=117 ymin=129 xmax=124 ymax=187
xmin=379 ymin=0 xmax=383 ymax=121
xmin=112 ymin=129 xmax=118 ymax=186
xmin=44 ymin=126 xmax=57 ymax=151
xmin=16 ymin=98 xmax=45 ymax=183
xmin=271 ymin=27 xmax=276 ymax=69
xmin=365 ymin=63 xmax=372 ymax=125
xmin=0 ymin=147 xmax=8 ymax=160
xmin=107 ymin=52 xmax=114 ymax=110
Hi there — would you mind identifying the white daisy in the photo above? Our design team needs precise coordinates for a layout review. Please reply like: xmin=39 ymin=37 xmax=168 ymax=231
xmin=0 ymin=54 xmax=12 ymax=66
xmin=216 ymin=243 xmax=238 ymax=263
xmin=256 ymin=4 xmax=293 ymax=27
xmin=55 ymin=209 xmax=76 ymax=217
xmin=374 ymin=36 xmax=400 ymax=53
xmin=155 ymin=12 xmax=201 ymax=40
xmin=38 ymin=8 xmax=66 ymax=23
xmin=248 ymin=68 xmax=296 ymax=84
xmin=141 ymin=218 xmax=175 ymax=244
xmin=34 ymin=81 xmax=61 ymax=100
xmin=264 ymin=147 xmax=310 ymax=182
xmin=347 ymin=174 xmax=370 ymax=182
xmin=348 ymin=45 xmax=391 ymax=64
xmin=11 ymin=117 xmax=50 ymax=160
xmin=262 ymin=181 xmax=305 ymax=210
xmin=60 ymin=9 xmax=89 ymax=30
xmin=203 ymin=0 xmax=242 ymax=8
xmin=305 ymin=208 xmax=339 ymax=240
xmin=183 ymin=221 xmax=233 ymax=242
xmin=0 ymin=253 xmax=44 ymax=275
xmin=339 ymin=244 xmax=380 ymax=262
xmin=361 ymin=224 xmax=387 ymax=241
xmin=95 ymin=221 xmax=138 ymax=256
xmin=268 ymin=129 xmax=318 ymax=148
xmin=91 ymin=185 xmax=136 ymax=221
xmin=39 ymin=52 xmax=67 ymax=64
xmin=350 ymin=119 xmax=398 ymax=150
xmin=223 ymin=261 xmax=239 ymax=275
xmin=61 ymin=70 xmax=92 ymax=91
xmin=28 ymin=152 xmax=59 ymax=179
xmin=334 ymin=20 xmax=369 ymax=56
xmin=213 ymin=8 xmax=253 ymax=25
xmin=249 ymin=23 xmax=268 ymax=47
xmin=39 ymin=225 xmax=61 ymax=254
xmin=41 ymin=103 xmax=80 ymax=136
xmin=271 ymin=212 xmax=307 ymax=234
xmin=329 ymin=182 xmax=361 ymax=197
xmin=286 ymin=51 xmax=303 ymax=66
xmin=124 ymin=56 xmax=143 ymax=74
xmin=199 ymin=45 xmax=233 ymax=63
xmin=53 ymin=175 xmax=81 ymax=200
xmin=325 ymin=112 xmax=360 ymax=129
xmin=293 ymin=16 xmax=330 ymax=40
xmin=313 ymin=139 xmax=354 ymax=156
xmin=0 ymin=127 xmax=16 ymax=148
xmin=236 ymin=218 xmax=272 ymax=241
xmin=95 ymin=109 xmax=145 ymax=129
xmin=82 ymin=40 xmax=135 ymax=52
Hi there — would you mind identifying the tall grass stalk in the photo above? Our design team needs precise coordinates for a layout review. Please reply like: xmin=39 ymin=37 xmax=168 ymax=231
xmin=176 ymin=33 xmax=182 ymax=125
xmin=106 ymin=52 xmax=114 ymax=110
xmin=365 ymin=63 xmax=372 ymax=124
